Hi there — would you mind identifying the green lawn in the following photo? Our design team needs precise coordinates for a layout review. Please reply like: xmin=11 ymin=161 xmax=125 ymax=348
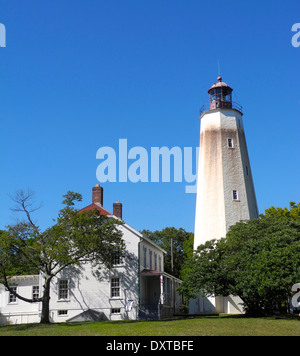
xmin=0 ymin=315 xmax=299 ymax=336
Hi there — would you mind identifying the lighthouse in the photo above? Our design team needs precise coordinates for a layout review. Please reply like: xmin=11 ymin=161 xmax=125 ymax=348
xmin=194 ymin=76 xmax=258 ymax=248
xmin=191 ymin=77 xmax=259 ymax=314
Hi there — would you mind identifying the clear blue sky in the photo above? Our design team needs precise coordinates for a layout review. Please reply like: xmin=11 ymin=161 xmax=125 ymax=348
xmin=0 ymin=0 xmax=299 ymax=233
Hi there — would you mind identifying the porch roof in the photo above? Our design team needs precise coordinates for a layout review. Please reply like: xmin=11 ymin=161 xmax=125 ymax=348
xmin=140 ymin=269 xmax=182 ymax=283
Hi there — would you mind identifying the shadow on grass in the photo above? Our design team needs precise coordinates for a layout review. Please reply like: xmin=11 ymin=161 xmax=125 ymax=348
xmin=1 ymin=313 xmax=298 ymax=333
xmin=200 ymin=313 xmax=300 ymax=321
xmin=0 ymin=322 xmax=47 ymax=331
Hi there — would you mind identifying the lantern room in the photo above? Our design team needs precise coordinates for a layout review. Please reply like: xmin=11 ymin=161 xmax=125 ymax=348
xmin=208 ymin=76 xmax=233 ymax=110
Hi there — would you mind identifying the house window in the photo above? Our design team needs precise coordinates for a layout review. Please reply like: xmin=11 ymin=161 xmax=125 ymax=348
xmin=149 ymin=250 xmax=153 ymax=270
xmin=154 ymin=253 xmax=157 ymax=271
xmin=8 ymin=286 xmax=17 ymax=303
xmin=233 ymin=190 xmax=239 ymax=201
xmin=112 ymin=248 xmax=122 ymax=266
xmin=228 ymin=138 xmax=233 ymax=148
xmin=159 ymin=256 xmax=162 ymax=271
xmin=32 ymin=286 xmax=39 ymax=301
xmin=58 ymin=310 xmax=68 ymax=316
xmin=143 ymin=246 xmax=147 ymax=268
xmin=111 ymin=277 xmax=120 ymax=298
xmin=58 ymin=279 xmax=69 ymax=300
xmin=111 ymin=308 xmax=121 ymax=314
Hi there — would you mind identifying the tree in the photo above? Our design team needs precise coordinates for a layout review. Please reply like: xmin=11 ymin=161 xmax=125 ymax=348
xmin=264 ymin=202 xmax=300 ymax=221
xmin=179 ymin=203 xmax=300 ymax=315
xmin=141 ymin=227 xmax=193 ymax=279
xmin=0 ymin=190 xmax=125 ymax=324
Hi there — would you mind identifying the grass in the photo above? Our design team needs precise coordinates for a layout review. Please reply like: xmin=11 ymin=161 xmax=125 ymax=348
xmin=0 ymin=315 xmax=299 ymax=336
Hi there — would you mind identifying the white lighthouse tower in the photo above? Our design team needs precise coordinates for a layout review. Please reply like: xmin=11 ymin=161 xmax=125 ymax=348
xmin=191 ymin=76 xmax=259 ymax=314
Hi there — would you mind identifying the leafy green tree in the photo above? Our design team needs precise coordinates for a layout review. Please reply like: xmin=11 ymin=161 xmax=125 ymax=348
xmin=0 ymin=228 xmax=39 ymax=276
xmin=179 ymin=203 xmax=300 ymax=315
xmin=265 ymin=202 xmax=300 ymax=221
xmin=0 ymin=190 xmax=125 ymax=324
xmin=178 ymin=232 xmax=194 ymax=280
xmin=141 ymin=227 xmax=193 ymax=279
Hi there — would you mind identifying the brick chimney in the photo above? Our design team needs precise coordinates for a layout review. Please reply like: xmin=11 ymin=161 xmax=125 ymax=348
xmin=113 ymin=202 xmax=122 ymax=220
xmin=92 ymin=184 xmax=103 ymax=206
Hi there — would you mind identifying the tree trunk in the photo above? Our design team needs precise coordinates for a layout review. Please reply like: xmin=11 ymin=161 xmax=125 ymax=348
xmin=40 ymin=277 xmax=51 ymax=324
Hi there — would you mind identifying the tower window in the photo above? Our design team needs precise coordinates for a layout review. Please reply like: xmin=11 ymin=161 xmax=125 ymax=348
xmin=233 ymin=190 xmax=239 ymax=201
xmin=228 ymin=138 xmax=233 ymax=148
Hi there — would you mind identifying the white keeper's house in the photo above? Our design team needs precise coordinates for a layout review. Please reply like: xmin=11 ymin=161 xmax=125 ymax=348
xmin=0 ymin=185 xmax=182 ymax=325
